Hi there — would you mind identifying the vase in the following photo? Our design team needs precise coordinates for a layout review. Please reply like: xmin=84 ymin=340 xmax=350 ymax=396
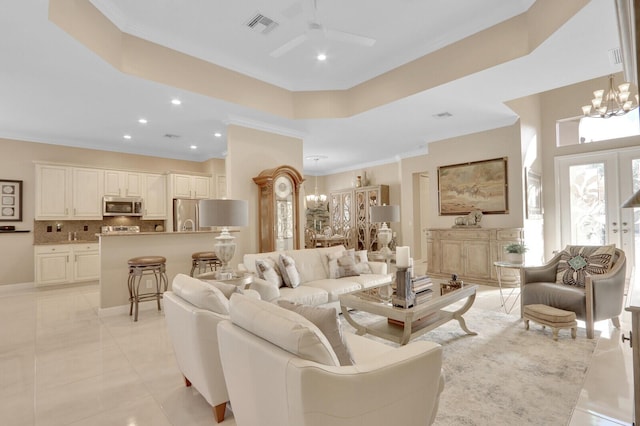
xmin=505 ymin=253 xmax=523 ymax=264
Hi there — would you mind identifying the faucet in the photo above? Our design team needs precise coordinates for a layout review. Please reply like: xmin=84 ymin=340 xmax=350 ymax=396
xmin=182 ymin=219 xmax=195 ymax=231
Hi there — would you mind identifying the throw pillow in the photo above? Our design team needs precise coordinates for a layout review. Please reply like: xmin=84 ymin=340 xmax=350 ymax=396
xmin=202 ymin=279 xmax=238 ymax=299
xmin=255 ymin=258 xmax=284 ymax=288
xmin=555 ymin=245 xmax=616 ymax=287
xmin=328 ymin=254 xmax=360 ymax=279
xmin=278 ymin=254 xmax=301 ymax=288
xmin=277 ymin=300 xmax=354 ymax=366
xmin=353 ymin=250 xmax=372 ymax=274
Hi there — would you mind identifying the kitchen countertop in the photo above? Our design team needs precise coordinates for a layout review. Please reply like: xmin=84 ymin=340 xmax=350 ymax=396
xmin=34 ymin=239 xmax=99 ymax=245
xmin=97 ymin=230 xmax=219 ymax=237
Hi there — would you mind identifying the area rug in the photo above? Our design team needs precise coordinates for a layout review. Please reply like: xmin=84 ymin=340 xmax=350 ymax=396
xmin=340 ymin=307 xmax=598 ymax=426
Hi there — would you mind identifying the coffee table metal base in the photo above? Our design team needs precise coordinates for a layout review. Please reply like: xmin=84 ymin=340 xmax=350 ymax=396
xmin=340 ymin=284 xmax=478 ymax=345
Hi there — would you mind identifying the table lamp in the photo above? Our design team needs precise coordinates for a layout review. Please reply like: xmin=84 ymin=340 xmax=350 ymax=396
xmin=199 ymin=199 xmax=248 ymax=274
xmin=370 ymin=204 xmax=400 ymax=258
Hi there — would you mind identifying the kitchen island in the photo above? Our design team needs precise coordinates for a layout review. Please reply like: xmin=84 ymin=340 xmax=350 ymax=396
xmin=98 ymin=231 xmax=218 ymax=312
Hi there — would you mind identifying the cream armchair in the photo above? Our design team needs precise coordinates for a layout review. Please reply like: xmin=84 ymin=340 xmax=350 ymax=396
xmin=164 ymin=274 xmax=259 ymax=423
xmin=218 ymin=293 xmax=445 ymax=426
xmin=521 ymin=246 xmax=626 ymax=339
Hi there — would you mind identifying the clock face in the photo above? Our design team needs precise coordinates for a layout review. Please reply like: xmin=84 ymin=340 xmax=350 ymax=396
xmin=274 ymin=176 xmax=292 ymax=199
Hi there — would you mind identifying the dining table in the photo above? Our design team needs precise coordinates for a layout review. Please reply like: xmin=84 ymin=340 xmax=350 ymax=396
xmin=314 ymin=234 xmax=348 ymax=247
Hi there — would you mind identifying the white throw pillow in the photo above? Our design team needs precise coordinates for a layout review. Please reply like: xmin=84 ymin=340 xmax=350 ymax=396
xmin=229 ymin=293 xmax=339 ymax=366
xmin=172 ymin=273 xmax=229 ymax=315
xmin=255 ymin=258 xmax=284 ymax=287
xmin=277 ymin=300 xmax=353 ymax=366
xmin=278 ymin=254 xmax=301 ymax=288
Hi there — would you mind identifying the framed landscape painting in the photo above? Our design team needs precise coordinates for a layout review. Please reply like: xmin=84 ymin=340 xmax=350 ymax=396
xmin=438 ymin=157 xmax=508 ymax=215
xmin=0 ymin=179 xmax=22 ymax=221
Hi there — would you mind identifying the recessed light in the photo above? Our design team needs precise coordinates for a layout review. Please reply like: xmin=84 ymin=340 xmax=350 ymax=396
xmin=138 ymin=118 xmax=148 ymax=124
xmin=190 ymin=145 xmax=197 ymax=150
xmin=123 ymin=134 xmax=132 ymax=140
xmin=214 ymin=132 xmax=222 ymax=138
xmin=171 ymin=98 xmax=182 ymax=105
xmin=317 ymin=53 xmax=327 ymax=61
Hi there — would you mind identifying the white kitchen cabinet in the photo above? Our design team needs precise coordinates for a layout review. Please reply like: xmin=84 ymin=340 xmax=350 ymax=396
xmin=35 ymin=164 xmax=103 ymax=220
xmin=104 ymin=170 xmax=143 ymax=197
xmin=142 ymin=173 xmax=167 ymax=219
xmin=35 ymin=243 xmax=99 ymax=286
xmin=171 ymin=173 xmax=211 ymax=199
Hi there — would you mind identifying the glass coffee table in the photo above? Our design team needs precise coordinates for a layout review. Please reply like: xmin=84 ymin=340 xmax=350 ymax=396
xmin=339 ymin=283 xmax=478 ymax=345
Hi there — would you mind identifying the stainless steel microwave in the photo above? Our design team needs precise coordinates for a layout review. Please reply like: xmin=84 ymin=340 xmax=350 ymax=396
xmin=103 ymin=196 xmax=144 ymax=216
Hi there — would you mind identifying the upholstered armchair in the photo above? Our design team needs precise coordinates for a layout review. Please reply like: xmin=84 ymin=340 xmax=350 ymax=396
xmin=520 ymin=246 xmax=626 ymax=339
xmin=164 ymin=274 xmax=259 ymax=423
xmin=218 ymin=293 xmax=445 ymax=426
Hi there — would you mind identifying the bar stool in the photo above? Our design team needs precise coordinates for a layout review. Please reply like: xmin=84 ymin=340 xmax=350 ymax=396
xmin=190 ymin=251 xmax=222 ymax=277
xmin=127 ymin=256 xmax=168 ymax=321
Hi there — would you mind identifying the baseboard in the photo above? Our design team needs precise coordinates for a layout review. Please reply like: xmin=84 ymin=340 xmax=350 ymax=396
xmin=0 ymin=281 xmax=35 ymax=293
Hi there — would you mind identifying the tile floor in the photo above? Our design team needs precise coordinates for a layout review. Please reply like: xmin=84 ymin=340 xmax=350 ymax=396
xmin=0 ymin=281 xmax=634 ymax=425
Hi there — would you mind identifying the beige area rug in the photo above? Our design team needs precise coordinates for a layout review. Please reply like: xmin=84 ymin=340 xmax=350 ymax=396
xmin=341 ymin=307 xmax=598 ymax=426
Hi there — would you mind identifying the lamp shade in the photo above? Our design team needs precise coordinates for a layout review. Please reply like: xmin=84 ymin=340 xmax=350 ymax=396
xmin=199 ymin=199 xmax=248 ymax=227
xmin=622 ymin=188 xmax=640 ymax=208
xmin=370 ymin=205 xmax=400 ymax=223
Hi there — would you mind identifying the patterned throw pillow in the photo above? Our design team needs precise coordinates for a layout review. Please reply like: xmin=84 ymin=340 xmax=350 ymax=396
xmin=328 ymin=254 xmax=360 ymax=279
xmin=353 ymin=250 xmax=372 ymax=274
xmin=555 ymin=245 xmax=615 ymax=287
xmin=278 ymin=254 xmax=301 ymax=288
xmin=255 ymin=258 xmax=283 ymax=288
xmin=327 ymin=249 xmax=371 ymax=275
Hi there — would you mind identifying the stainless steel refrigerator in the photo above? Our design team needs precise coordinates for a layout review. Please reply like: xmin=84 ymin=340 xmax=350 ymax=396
xmin=173 ymin=198 xmax=201 ymax=231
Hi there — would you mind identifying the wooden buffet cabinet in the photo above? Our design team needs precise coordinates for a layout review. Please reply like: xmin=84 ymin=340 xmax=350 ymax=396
xmin=426 ymin=227 xmax=523 ymax=285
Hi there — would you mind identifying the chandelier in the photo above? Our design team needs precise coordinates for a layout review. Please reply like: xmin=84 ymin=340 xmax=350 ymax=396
xmin=581 ymin=74 xmax=638 ymax=118
xmin=305 ymin=155 xmax=328 ymax=208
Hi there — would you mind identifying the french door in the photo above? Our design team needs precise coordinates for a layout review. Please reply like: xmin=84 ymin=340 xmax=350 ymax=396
xmin=556 ymin=147 xmax=640 ymax=274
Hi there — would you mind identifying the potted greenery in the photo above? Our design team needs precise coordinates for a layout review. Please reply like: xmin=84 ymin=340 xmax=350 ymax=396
xmin=504 ymin=243 xmax=527 ymax=263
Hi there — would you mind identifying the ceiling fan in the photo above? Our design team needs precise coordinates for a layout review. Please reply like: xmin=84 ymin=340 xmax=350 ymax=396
xmin=270 ymin=0 xmax=376 ymax=58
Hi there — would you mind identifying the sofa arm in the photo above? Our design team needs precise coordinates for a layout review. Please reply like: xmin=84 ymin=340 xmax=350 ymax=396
xmin=522 ymin=261 xmax=559 ymax=285
xmin=249 ymin=277 xmax=280 ymax=302
xmin=287 ymin=340 xmax=444 ymax=425
xmin=368 ymin=261 xmax=388 ymax=275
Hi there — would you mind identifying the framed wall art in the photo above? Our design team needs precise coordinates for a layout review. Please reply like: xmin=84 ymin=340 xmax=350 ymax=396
xmin=438 ymin=157 xmax=508 ymax=215
xmin=0 ymin=179 xmax=22 ymax=221
xmin=525 ymin=168 xmax=542 ymax=219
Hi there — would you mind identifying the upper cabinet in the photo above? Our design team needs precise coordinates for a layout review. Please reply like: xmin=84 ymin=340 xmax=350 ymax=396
xmin=253 ymin=165 xmax=304 ymax=253
xmin=36 ymin=164 xmax=103 ymax=220
xmin=104 ymin=170 xmax=143 ymax=197
xmin=142 ymin=173 xmax=167 ymax=219
xmin=171 ymin=173 xmax=211 ymax=199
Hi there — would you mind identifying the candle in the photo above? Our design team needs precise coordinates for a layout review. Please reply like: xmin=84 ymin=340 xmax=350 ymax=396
xmin=396 ymin=246 xmax=410 ymax=268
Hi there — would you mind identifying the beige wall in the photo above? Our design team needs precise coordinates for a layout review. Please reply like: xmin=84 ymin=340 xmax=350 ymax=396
xmin=0 ymin=137 xmax=220 ymax=286
xmin=226 ymin=125 xmax=304 ymax=265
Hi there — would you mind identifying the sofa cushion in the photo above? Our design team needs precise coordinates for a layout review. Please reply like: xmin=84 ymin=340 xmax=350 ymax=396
xmin=255 ymin=258 xmax=284 ymax=288
xmin=229 ymin=293 xmax=339 ymax=366
xmin=279 ymin=254 xmax=301 ymax=288
xmin=172 ymin=273 xmax=229 ymax=315
xmin=285 ymin=248 xmax=329 ymax=283
xmin=202 ymin=279 xmax=238 ymax=299
xmin=304 ymin=278 xmax=362 ymax=302
xmin=277 ymin=300 xmax=353 ymax=366
xmin=278 ymin=285 xmax=329 ymax=306
xmin=522 ymin=282 xmax=586 ymax=319
xmin=344 ymin=273 xmax=392 ymax=289
xmin=555 ymin=245 xmax=615 ymax=287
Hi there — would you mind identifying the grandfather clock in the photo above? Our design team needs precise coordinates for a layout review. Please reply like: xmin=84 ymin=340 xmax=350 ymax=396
xmin=253 ymin=165 xmax=304 ymax=252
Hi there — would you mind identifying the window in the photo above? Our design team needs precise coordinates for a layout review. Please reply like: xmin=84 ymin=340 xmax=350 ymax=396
xmin=556 ymin=111 xmax=640 ymax=146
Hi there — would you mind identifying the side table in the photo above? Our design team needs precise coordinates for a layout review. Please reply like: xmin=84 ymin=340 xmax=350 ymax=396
xmin=196 ymin=270 xmax=254 ymax=289
xmin=493 ymin=261 xmax=524 ymax=314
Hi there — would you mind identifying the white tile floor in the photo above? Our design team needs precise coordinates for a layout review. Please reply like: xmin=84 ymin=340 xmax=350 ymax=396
xmin=0 ymin=281 xmax=634 ymax=425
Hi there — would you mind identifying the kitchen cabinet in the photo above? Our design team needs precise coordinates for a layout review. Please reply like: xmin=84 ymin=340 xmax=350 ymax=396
xmin=142 ymin=173 xmax=167 ymax=219
xmin=329 ymin=185 xmax=389 ymax=251
xmin=170 ymin=173 xmax=211 ymax=199
xmin=34 ymin=243 xmax=99 ymax=286
xmin=104 ymin=170 xmax=143 ymax=197
xmin=35 ymin=164 xmax=103 ymax=220
xmin=426 ymin=228 xmax=523 ymax=285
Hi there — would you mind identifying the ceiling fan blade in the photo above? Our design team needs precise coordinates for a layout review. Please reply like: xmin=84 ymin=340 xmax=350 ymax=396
xmin=270 ymin=34 xmax=309 ymax=58
xmin=324 ymin=28 xmax=376 ymax=47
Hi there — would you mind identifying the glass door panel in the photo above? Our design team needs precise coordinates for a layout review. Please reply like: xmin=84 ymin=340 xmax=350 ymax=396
xmin=568 ymin=162 xmax=606 ymax=245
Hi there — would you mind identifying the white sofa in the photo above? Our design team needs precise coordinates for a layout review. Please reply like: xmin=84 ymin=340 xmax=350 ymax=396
xmin=163 ymin=273 xmax=260 ymax=423
xmin=240 ymin=245 xmax=391 ymax=308
xmin=218 ymin=293 xmax=445 ymax=426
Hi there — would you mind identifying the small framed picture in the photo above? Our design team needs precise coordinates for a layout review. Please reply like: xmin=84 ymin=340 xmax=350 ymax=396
xmin=0 ymin=180 xmax=22 ymax=221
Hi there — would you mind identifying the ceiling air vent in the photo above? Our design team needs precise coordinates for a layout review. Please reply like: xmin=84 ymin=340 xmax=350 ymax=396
xmin=432 ymin=112 xmax=453 ymax=119
xmin=608 ymin=48 xmax=623 ymax=65
xmin=164 ymin=133 xmax=180 ymax=139
xmin=246 ymin=13 xmax=279 ymax=35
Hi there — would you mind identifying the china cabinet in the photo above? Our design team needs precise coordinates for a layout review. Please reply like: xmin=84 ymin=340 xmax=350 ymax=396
xmin=253 ymin=165 xmax=304 ymax=252
xmin=329 ymin=185 xmax=389 ymax=251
